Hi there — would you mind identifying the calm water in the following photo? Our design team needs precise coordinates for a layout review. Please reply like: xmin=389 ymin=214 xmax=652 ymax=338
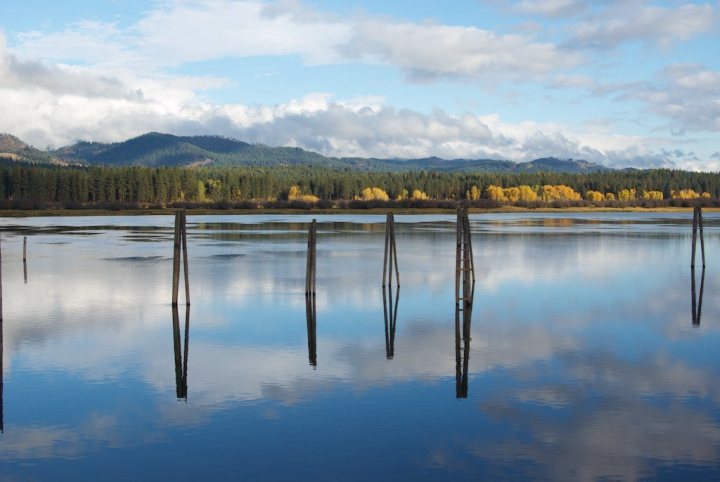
xmin=0 ymin=212 xmax=719 ymax=481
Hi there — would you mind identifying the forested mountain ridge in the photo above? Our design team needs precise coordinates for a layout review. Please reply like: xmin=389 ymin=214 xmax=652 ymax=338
xmin=0 ymin=133 xmax=62 ymax=165
xmin=29 ymin=132 xmax=611 ymax=173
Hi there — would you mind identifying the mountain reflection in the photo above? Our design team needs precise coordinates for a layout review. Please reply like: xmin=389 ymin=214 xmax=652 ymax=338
xmin=382 ymin=285 xmax=400 ymax=359
xmin=172 ymin=306 xmax=190 ymax=400
xmin=691 ymin=267 xmax=705 ymax=325
xmin=455 ymin=282 xmax=475 ymax=399
xmin=306 ymin=294 xmax=317 ymax=367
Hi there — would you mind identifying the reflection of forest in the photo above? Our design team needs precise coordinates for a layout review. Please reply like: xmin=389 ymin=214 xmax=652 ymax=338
xmin=172 ymin=306 xmax=190 ymax=400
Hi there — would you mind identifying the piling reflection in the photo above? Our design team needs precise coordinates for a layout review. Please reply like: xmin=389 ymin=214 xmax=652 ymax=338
xmin=382 ymin=285 xmax=400 ymax=359
xmin=455 ymin=282 xmax=475 ymax=399
xmin=1 ymin=315 xmax=4 ymax=433
xmin=171 ymin=305 xmax=190 ymax=400
xmin=23 ymin=260 xmax=27 ymax=284
xmin=691 ymin=267 xmax=706 ymax=326
xmin=306 ymin=294 xmax=317 ymax=367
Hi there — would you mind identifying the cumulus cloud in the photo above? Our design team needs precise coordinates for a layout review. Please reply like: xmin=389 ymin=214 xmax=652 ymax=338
xmin=569 ymin=2 xmax=717 ymax=49
xmin=610 ymin=64 xmax=720 ymax=133
xmin=514 ymin=0 xmax=588 ymax=18
xmin=9 ymin=0 xmax=579 ymax=82
xmin=341 ymin=20 xmax=581 ymax=82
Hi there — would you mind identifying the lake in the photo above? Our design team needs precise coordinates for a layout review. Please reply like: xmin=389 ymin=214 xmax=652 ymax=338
xmin=0 ymin=212 xmax=719 ymax=481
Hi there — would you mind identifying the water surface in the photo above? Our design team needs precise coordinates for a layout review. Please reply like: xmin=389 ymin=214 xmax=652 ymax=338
xmin=0 ymin=212 xmax=719 ymax=481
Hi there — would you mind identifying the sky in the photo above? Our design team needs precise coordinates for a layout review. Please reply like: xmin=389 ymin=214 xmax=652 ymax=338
xmin=0 ymin=0 xmax=718 ymax=170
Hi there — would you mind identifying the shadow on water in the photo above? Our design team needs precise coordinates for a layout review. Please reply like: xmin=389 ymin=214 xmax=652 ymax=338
xmin=382 ymin=285 xmax=400 ymax=360
xmin=172 ymin=306 xmax=190 ymax=400
xmin=455 ymin=282 xmax=475 ymax=399
xmin=306 ymin=294 xmax=317 ymax=367
xmin=691 ymin=267 xmax=706 ymax=326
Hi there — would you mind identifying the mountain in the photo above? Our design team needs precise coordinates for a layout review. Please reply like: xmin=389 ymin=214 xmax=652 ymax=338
xmin=0 ymin=133 xmax=60 ymax=165
xmin=5 ymin=132 xmax=612 ymax=173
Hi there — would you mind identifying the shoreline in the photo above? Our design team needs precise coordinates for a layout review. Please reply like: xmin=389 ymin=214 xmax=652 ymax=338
xmin=1 ymin=206 xmax=717 ymax=217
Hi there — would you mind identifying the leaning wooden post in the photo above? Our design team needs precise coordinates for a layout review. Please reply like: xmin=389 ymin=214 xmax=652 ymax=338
xmin=382 ymin=214 xmax=390 ymax=286
xmin=391 ymin=214 xmax=400 ymax=286
xmin=691 ymin=207 xmax=698 ymax=268
xmin=455 ymin=209 xmax=462 ymax=302
xmin=699 ymin=206 xmax=706 ymax=268
xmin=181 ymin=212 xmax=190 ymax=306
xmin=171 ymin=211 xmax=182 ymax=306
xmin=306 ymin=219 xmax=317 ymax=295
xmin=0 ymin=236 xmax=3 ymax=321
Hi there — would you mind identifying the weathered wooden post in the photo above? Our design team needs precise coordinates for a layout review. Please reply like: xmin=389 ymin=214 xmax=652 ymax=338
xmin=455 ymin=207 xmax=475 ymax=304
xmin=691 ymin=206 xmax=706 ymax=268
xmin=1 ymin=236 xmax=3 ymax=432
xmin=382 ymin=214 xmax=400 ymax=286
xmin=305 ymin=219 xmax=317 ymax=295
xmin=22 ymin=237 xmax=27 ymax=262
xmin=171 ymin=211 xmax=190 ymax=306
xmin=0 ymin=236 xmax=3 ymax=322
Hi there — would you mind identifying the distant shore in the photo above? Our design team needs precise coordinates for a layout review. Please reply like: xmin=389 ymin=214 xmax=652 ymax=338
xmin=1 ymin=205 xmax=717 ymax=217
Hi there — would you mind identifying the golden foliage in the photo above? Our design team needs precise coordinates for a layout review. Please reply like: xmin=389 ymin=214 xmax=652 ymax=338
xmin=411 ymin=189 xmax=429 ymax=200
xmin=469 ymin=185 xmax=480 ymax=200
xmin=605 ymin=192 xmax=616 ymax=201
xmin=486 ymin=185 xmax=505 ymax=201
xmin=642 ymin=190 xmax=664 ymax=200
xmin=540 ymin=185 xmax=581 ymax=202
xmin=617 ymin=188 xmax=636 ymax=201
xmin=288 ymin=185 xmax=319 ymax=202
xmin=360 ymin=187 xmax=390 ymax=201
xmin=671 ymin=189 xmax=700 ymax=199
xmin=585 ymin=190 xmax=605 ymax=202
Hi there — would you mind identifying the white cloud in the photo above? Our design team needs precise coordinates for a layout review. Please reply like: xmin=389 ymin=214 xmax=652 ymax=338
xmin=515 ymin=0 xmax=588 ymax=18
xmin=569 ymin=3 xmax=717 ymax=48
xmin=341 ymin=20 xmax=581 ymax=82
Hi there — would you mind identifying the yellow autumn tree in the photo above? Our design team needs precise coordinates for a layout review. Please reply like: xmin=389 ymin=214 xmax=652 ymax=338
xmin=605 ymin=192 xmax=616 ymax=201
xmin=288 ymin=185 xmax=319 ymax=202
xmin=617 ymin=189 xmax=637 ymax=201
xmin=585 ymin=190 xmax=605 ymax=202
xmin=486 ymin=185 xmax=505 ymax=201
xmin=517 ymin=185 xmax=538 ymax=202
xmin=411 ymin=189 xmax=429 ymax=200
xmin=541 ymin=185 xmax=581 ymax=202
xmin=360 ymin=187 xmax=389 ymax=201
xmin=503 ymin=187 xmax=520 ymax=203
xmin=469 ymin=186 xmax=480 ymax=200
xmin=642 ymin=190 xmax=664 ymax=200
xmin=671 ymin=189 xmax=700 ymax=199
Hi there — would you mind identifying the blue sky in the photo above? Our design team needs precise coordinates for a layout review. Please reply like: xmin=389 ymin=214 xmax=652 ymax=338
xmin=0 ymin=0 xmax=718 ymax=169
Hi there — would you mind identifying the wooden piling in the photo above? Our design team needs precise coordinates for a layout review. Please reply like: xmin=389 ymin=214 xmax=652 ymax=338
xmin=0 ymin=236 xmax=3 ymax=322
xmin=455 ymin=207 xmax=475 ymax=304
xmin=306 ymin=219 xmax=317 ymax=295
xmin=691 ymin=206 xmax=706 ymax=268
xmin=171 ymin=210 xmax=190 ymax=306
xmin=23 ymin=236 xmax=27 ymax=262
xmin=382 ymin=214 xmax=400 ymax=286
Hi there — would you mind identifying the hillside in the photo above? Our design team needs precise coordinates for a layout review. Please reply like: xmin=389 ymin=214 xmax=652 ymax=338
xmin=4 ymin=132 xmax=611 ymax=173
xmin=0 ymin=133 xmax=59 ymax=165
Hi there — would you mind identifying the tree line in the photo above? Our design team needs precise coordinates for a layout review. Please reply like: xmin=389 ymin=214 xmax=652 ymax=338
xmin=1 ymin=163 xmax=719 ymax=209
